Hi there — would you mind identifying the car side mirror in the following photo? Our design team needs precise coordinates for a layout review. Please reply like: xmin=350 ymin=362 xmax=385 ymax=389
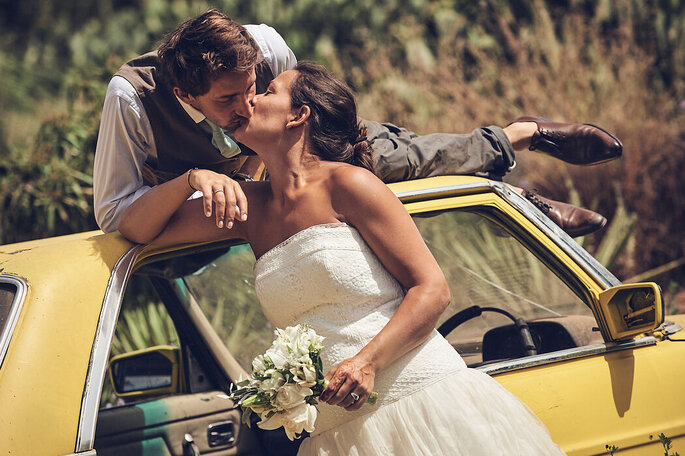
xmin=598 ymin=282 xmax=664 ymax=341
xmin=108 ymin=345 xmax=181 ymax=398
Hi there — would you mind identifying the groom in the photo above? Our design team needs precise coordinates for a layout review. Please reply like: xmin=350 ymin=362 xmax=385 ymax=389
xmin=93 ymin=10 xmax=622 ymax=240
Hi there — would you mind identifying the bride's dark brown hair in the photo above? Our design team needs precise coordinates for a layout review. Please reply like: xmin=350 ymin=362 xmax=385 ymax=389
xmin=290 ymin=62 xmax=375 ymax=173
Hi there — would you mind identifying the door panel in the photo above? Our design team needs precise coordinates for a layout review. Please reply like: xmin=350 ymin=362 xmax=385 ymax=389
xmin=94 ymin=391 xmax=261 ymax=455
xmin=493 ymin=340 xmax=685 ymax=455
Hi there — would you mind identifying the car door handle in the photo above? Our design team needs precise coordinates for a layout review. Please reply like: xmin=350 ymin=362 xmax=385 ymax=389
xmin=208 ymin=421 xmax=236 ymax=447
xmin=183 ymin=433 xmax=201 ymax=456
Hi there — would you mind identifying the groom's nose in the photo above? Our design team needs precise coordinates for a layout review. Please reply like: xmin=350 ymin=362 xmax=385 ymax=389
xmin=235 ymin=93 xmax=254 ymax=118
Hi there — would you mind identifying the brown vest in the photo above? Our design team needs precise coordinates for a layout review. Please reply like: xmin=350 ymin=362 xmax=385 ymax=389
xmin=115 ymin=51 xmax=268 ymax=185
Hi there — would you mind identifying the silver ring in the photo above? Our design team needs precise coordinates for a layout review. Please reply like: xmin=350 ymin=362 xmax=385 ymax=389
xmin=349 ymin=392 xmax=360 ymax=402
xmin=214 ymin=189 xmax=225 ymax=194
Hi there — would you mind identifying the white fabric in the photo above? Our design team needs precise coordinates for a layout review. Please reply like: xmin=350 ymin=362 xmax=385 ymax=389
xmin=253 ymin=223 xmax=566 ymax=455
xmin=244 ymin=24 xmax=297 ymax=78
xmin=93 ymin=25 xmax=297 ymax=232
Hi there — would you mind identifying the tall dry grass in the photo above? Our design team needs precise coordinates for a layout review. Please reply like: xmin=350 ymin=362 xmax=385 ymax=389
xmin=328 ymin=1 xmax=685 ymax=288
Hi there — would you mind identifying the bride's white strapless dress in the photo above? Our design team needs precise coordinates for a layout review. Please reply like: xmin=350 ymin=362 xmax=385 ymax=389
xmin=253 ymin=223 xmax=565 ymax=455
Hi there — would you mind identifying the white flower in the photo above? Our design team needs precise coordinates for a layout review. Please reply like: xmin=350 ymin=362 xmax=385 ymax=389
xmin=274 ymin=383 xmax=312 ymax=410
xmin=294 ymin=325 xmax=324 ymax=355
xmin=265 ymin=337 xmax=291 ymax=369
xmin=252 ymin=354 xmax=268 ymax=374
xmin=257 ymin=403 xmax=318 ymax=441
xmin=258 ymin=371 xmax=285 ymax=394
xmin=290 ymin=363 xmax=317 ymax=387
xmin=230 ymin=324 xmax=350 ymax=440
xmin=256 ymin=411 xmax=286 ymax=432
xmin=282 ymin=403 xmax=317 ymax=441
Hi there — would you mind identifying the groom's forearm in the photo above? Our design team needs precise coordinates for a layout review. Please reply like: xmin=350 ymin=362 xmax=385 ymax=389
xmin=118 ymin=174 xmax=196 ymax=244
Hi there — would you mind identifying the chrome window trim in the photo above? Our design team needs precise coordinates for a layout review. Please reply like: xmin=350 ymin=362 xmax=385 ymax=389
xmin=75 ymin=244 xmax=145 ymax=452
xmin=62 ymin=450 xmax=97 ymax=456
xmin=395 ymin=182 xmax=494 ymax=202
xmin=478 ymin=336 xmax=657 ymax=376
xmin=0 ymin=275 xmax=28 ymax=370
xmin=396 ymin=181 xmax=621 ymax=289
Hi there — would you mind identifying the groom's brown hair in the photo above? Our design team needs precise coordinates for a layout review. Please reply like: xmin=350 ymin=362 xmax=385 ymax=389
xmin=158 ymin=9 xmax=261 ymax=96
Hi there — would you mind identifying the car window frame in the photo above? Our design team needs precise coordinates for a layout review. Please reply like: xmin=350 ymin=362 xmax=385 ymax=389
xmin=75 ymin=244 xmax=143 ymax=453
xmin=395 ymin=181 xmax=659 ymax=375
xmin=0 ymin=275 xmax=28 ymax=371
xmin=395 ymin=180 xmax=621 ymax=289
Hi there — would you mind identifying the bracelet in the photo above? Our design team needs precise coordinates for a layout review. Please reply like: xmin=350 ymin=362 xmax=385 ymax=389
xmin=187 ymin=167 xmax=199 ymax=191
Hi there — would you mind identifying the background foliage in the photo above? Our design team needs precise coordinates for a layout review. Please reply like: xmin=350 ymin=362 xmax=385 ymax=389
xmin=0 ymin=0 xmax=683 ymax=301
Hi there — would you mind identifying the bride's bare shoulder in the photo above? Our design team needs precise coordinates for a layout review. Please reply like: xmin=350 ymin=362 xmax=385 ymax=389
xmin=328 ymin=163 xmax=380 ymax=189
xmin=328 ymin=164 xmax=393 ymax=211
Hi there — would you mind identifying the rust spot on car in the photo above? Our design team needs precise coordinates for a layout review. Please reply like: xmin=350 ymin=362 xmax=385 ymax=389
xmin=4 ymin=248 xmax=32 ymax=255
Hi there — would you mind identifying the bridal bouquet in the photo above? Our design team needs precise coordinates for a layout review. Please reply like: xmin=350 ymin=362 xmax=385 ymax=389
xmin=229 ymin=324 xmax=377 ymax=440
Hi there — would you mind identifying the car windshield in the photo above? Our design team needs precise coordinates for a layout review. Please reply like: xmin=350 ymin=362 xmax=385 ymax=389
xmin=182 ymin=208 xmax=599 ymax=370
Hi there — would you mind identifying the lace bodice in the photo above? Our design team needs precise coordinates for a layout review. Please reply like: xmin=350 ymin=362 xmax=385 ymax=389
xmin=253 ymin=223 xmax=465 ymax=434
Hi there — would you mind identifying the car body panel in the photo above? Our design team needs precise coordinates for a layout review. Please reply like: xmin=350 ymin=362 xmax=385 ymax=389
xmin=0 ymin=233 xmax=130 ymax=454
xmin=495 ymin=336 xmax=685 ymax=454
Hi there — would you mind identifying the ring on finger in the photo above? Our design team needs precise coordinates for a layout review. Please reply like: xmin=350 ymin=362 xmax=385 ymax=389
xmin=349 ymin=392 xmax=360 ymax=402
xmin=214 ymin=189 xmax=225 ymax=194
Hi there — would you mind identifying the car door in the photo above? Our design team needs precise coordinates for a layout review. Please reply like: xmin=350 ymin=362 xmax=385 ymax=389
xmin=91 ymin=244 xmax=274 ymax=456
xmin=398 ymin=183 xmax=685 ymax=455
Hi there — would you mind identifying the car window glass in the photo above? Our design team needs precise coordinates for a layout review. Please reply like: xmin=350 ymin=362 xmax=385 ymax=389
xmin=183 ymin=244 xmax=272 ymax=372
xmin=100 ymin=275 xmax=180 ymax=409
xmin=0 ymin=282 xmax=17 ymax=335
xmin=0 ymin=281 xmax=19 ymax=369
xmin=414 ymin=210 xmax=602 ymax=365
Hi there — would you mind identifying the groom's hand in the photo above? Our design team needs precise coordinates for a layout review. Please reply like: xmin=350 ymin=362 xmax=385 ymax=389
xmin=188 ymin=169 xmax=248 ymax=229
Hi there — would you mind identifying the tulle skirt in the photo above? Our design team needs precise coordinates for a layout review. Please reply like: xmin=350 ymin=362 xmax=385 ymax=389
xmin=297 ymin=368 xmax=566 ymax=456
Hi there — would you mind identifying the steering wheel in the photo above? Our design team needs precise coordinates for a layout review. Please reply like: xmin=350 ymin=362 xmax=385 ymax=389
xmin=437 ymin=305 xmax=538 ymax=357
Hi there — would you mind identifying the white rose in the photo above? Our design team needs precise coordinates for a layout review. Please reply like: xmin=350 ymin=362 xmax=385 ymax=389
xmin=274 ymin=383 xmax=312 ymax=410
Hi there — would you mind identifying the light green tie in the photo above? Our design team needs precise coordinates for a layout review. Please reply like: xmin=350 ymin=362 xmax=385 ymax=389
xmin=205 ymin=119 xmax=242 ymax=158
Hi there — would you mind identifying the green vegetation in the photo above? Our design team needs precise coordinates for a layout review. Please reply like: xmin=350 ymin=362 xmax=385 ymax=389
xmin=0 ymin=0 xmax=683 ymax=296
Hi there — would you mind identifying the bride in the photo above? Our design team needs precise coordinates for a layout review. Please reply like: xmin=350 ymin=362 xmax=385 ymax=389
xmin=127 ymin=62 xmax=566 ymax=455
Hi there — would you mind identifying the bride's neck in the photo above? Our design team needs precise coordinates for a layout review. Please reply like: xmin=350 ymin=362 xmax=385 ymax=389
xmin=261 ymin=141 xmax=322 ymax=205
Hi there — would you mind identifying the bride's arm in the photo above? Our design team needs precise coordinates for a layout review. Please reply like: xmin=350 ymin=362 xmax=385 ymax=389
xmin=148 ymin=196 xmax=249 ymax=246
xmin=322 ymin=165 xmax=450 ymax=411
xmin=118 ymin=169 xmax=248 ymax=244
xmin=138 ymin=178 xmax=262 ymax=246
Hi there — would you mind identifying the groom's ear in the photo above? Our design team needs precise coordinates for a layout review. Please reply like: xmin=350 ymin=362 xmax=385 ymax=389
xmin=173 ymin=87 xmax=195 ymax=104
xmin=286 ymin=105 xmax=310 ymax=129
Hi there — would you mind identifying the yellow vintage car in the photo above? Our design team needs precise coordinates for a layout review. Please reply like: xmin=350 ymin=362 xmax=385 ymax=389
xmin=1 ymin=176 xmax=683 ymax=456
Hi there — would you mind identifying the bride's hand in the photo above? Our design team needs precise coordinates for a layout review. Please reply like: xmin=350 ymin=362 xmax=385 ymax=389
xmin=320 ymin=357 xmax=376 ymax=411
xmin=188 ymin=169 xmax=248 ymax=229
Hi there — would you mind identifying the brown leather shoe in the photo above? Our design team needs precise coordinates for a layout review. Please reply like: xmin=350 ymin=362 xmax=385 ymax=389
xmin=512 ymin=116 xmax=622 ymax=165
xmin=522 ymin=190 xmax=607 ymax=237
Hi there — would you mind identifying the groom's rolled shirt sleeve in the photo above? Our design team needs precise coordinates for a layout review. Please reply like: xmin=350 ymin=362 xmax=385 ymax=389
xmin=245 ymin=24 xmax=297 ymax=77
xmin=93 ymin=76 xmax=154 ymax=233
